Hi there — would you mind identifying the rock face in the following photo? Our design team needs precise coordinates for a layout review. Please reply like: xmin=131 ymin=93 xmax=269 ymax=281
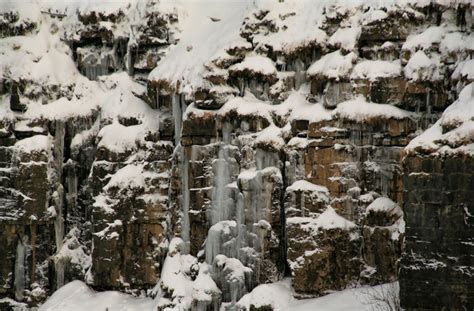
xmin=400 ymin=155 xmax=474 ymax=309
xmin=0 ymin=1 xmax=473 ymax=310
xmin=400 ymin=82 xmax=474 ymax=310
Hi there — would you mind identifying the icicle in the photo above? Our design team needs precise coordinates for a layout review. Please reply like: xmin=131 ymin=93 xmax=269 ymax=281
xmin=14 ymin=236 xmax=27 ymax=301
xmin=238 ymin=77 xmax=245 ymax=97
xmin=126 ymin=44 xmax=133 ymax=75
xmin=211 ymin=146 xmax=233 ymax=225
xmin=294 ymin=58 xmax=305 ymax=90
xmin=172 ymin=93 xmax=182 ymax=146
xmin=426 ymin=89 xmax=431 ymax=128
xmin=180 ymin=146 xmax=191 ymax=254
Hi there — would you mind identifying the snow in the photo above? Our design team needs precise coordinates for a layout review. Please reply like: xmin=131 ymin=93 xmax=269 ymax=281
xmin=402 ymin=26 xmax=447 ymax=51
xmin=254 ymin=124 xmax=286 ymax=150
xmin=238 ymin=278 xmax=400 ymax=311
xmin=217 ymin=94 xmax=273 ymax=122
xmin=406 ymin=83 xmax=474 ymax=155
xmin=104 ymin=163 xmax=146 ymax=191
xmin=404 ymin=50 xmax=441 ymax=81
xmin=97 ymin=122 xmax=145 ymax=153
xmin=191 ymin=264 xmax=220 ymax=302
xmin=361 ymin=9 xmax=388 ymax=25
xmin=334 ymin=97 xmax=413 ymax=121
xmin=440 ymin=32 xmax=474 ymax=55
xmin=229 ymin=55 xmax=277 ymax=77
xmin=214 ymin=254 xmax=252 ymax=283
xmin=351 ymin=60 xmax=401 ymax=81
xmin=307 ymin=50 xmax=357 ymax=80
xmin=237 ymin=278 xmax=294 ymax=310
xmin=452 ymin=60 xmax=474 ymax=81
xmin=39 ymin=277 xmax=399 ymax=311
xmin=252 ymin=1 xmax=328 ymax=55
xmin=287 ymin=207 xmax=356 ymax=231
xmin=328 ymin=27 xmax=361 ymax=51
xmin=366 ymin=197 xmax=402 ymax=216
xmin=53 ymin=228 xmax=91 ymax=273
xmin=99 ymin=73 xmax=160 ymax=126
xmin=148 ymin=0 xmax=249 ymax=94
xmin=0 ymin=14 xmax=79 ymax=85
xmin=14 ymin=134 xmax=52 ymax=154
xmin=38 ymin=280 xmax=157 ymax=311
xmin=278 ymin=91 xmax=332 ymax=123
xmin=287 ymin=180 xmax=329 ymax=193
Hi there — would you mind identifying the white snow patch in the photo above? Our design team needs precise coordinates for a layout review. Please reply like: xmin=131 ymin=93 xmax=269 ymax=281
xmin=148 ymin=0 xmax=248 ymax=94
xmin=307 ymin=50 xmax=357 ymax=80
xmin=328 ymin=27 xmax=361 ymax=51
xmin=351 ymin=60 xmax=401 ymax=81
xmin=334 ymin=97 xmax=412 ymax=121
xmin=229 ymin=55 xmax=277 ymax=76
xmin=404 ymin=50 xmax=441 ymax=81
xmin=366 ymin=197 xmax=402 ymax=217
xmin=238 ymin=278 xmax=400 ymax=311
xmin=287 ymin=207 xmax=356 ymax=231
xmin=452 ymin=59 xmax=474 ymax=81
xmin=39 ymin=280 xmax=156 ymax=311
xmin=287 ymin=180 xmax=329 ymax=193
xmin=14 ymin=135 xmax=52 ymax=154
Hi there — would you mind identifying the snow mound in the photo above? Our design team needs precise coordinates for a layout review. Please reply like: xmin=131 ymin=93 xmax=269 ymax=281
xmin=327 ymin=27 xmax=361 ymax=51
xmin=307 ymin=50 xmax=357 ymax=80
xmin=366 ymin=197 xmax=402 ymax=217
xmin=287 ymin=180 xmax=329 ymax=193
xmin=104 ymin=163 xmax=146 ymax=191
xmin=97 ymin=122 xmax=146 ymax=153
xmin=402 ymin=26 xmax=447 ymax=51
xmin=229 ymin=55 xmax=277 ymax=77
xmin=334 ymin=97 xmax=412 ymax=122
xmin=14 ymin=135 xmax=52 ymax=155
xmin=452 ymin=59 xmax=474 ymax=81
xmin=287 ymin=207 xmax=356 ymax=231
xmin=351 ymin=60 xmax=401 ymax=81
xmin=404 ymin=50 xmax=441 ymax=81
xmin=38 ymin=280 xmax=156 ymax=311
xmin=238 ymin=278 xmax=400 ymax=311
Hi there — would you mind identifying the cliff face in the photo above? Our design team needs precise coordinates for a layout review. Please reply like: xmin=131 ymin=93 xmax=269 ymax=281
xmin=0 ymin=1 xmax=473 ymax=310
